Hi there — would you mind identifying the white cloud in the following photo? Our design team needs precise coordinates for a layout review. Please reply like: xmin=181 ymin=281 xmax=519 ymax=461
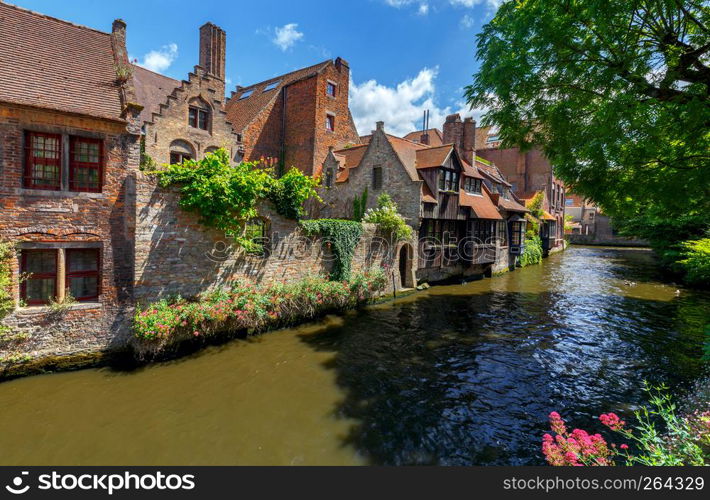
xmin=449 ymin=0 xmax=503 ymax=8
xmin=384 ymin=0 xmax=430 ymax=15
xmin=137 ymin=43 xmax=178 ymax=73
xmin=460 ymin=14 xmax=474 ymax=28
xmin=273 ymin=23 xmax=304 ymax=51
xmin=349 ymin=68 xmax=486 ymax=137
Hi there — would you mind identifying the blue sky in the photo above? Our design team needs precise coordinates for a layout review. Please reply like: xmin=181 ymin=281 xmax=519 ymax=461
xmin=10 ymin=0 xmax=501 ymax=135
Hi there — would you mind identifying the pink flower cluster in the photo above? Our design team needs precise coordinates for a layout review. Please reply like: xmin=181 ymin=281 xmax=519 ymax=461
xmin=599 ymin=413 xmax=626 ymax=431
xmin=542 ymin=412 xmax=615 ymax=466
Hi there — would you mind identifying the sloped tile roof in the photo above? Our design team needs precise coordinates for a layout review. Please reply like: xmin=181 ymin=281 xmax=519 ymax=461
xmin=132 ymin=65 xmax=180 ymax=124
xmin=461 ymin=158 xmax=485 ymax=179
xmin=0 ymin=2 xmax=124 ymax=121
xmin=333 ymin=144 xmax=368 ymax=182
xmin=403 ymin=128 xmax=444 ymax=146
xmin=384 ymin=134 xmax=428 ymax=182
xmin=475 ymin=156 xmax=511 ymax=186
xmin=497 ymin=196 xmax=529 ymax=213
xmin=459 ymin=187 xmax=502 ymax=220
xmin=422 ymin=183 xmax=437 ymax=204
xmin=415 ymin=144 xmax=452 ymax=169
xmin=224 ymin=60 xmax=331 ymax=132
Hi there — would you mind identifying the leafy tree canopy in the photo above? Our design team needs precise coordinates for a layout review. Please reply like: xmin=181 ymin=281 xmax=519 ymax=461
xmin=466 ymin=0 xmax=710 ymax=224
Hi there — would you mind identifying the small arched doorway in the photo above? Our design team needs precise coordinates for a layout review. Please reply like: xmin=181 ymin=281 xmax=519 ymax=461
xmin=398 ymin=243 xmax=414 ymax=288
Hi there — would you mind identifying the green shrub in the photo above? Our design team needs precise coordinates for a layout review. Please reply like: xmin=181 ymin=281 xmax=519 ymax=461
xmin=352 ymin=187 xmax=368 ymax=222
xmin=133 ymin=269 xmax=386 ymax=353
xmin=300 ymin=219 xmax=363 ymax=281
xmin=678 ymin=238 xmax=710 ymax=287
xmin=363 ymin=193 xmax=413 ymax=241
xmin=0 ymin=240 xmax=14 ymax=325
xmin=153 ymin=149 xmax=319 ymax=248
xmin=520 ymin=235 xmax=543 ymax=267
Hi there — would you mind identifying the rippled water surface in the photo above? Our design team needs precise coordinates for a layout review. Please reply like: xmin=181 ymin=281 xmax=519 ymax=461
xmin=0 ymin=246 xmax=707 ymax=465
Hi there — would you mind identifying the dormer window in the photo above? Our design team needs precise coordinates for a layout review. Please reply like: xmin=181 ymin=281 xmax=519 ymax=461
xmin=438 ymin=169 xmax=460 ymax=192
xmin=464 ymin=177 xmax=482 ymax=194
xmin=188 ymin=98 xmax=210 ymax=131
xmin=239 ymin=89 xmax=253 ymax=100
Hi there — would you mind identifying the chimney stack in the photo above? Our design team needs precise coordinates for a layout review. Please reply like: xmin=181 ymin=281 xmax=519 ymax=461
xmin=462 ymin=117 xmax=476 ymax=166
xmin=199 ymin=22 xmax=226 ymax=80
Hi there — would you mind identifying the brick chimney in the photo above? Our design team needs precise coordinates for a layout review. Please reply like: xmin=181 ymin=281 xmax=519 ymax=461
xmin=462 ymin=117 xmax=476 ymax=166
xmin=443 ymin=113 xmax=476 ymax=165
xmin=199 ymin=22 xmax=226 ymax=80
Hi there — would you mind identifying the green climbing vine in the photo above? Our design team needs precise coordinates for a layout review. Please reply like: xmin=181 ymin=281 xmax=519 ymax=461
xmin=0 ymin=240 xmax=14 ymax=334
xmin=152 ymin=148 xmax=319 ymax=248
xmin=300 ymin=219 xmax=363 ymax=281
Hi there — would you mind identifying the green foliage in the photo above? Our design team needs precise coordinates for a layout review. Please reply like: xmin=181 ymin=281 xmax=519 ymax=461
xmin=614 ymin=384 xmax=709 ymax=466
xmin=564 ymin=214 xmax=574 ymax=233
xmin=352 ymin=187 xmax=368 ymax=222
xmin=133 ymin=270 xmax=387 ymax=351
xmin=520 ymin=235 xmax=543 ymax=267
xmin=363 ymin=193 xmax=413 ymax=241
xmin=678 ymin=238 xmax=710 ymax=287
xmin=300 ymin=219 xmax=363 ymax=281
xmin=0 ymin=240 xmax=14 ymax=329
xmin=153 ymin=149 xmax=319 ymax=247
xmin=267 ymin=167 xmax=321 ymax=220
xmin=139 ymin=135 xmax=156 ymax=171
xmin=467 ymin=0 xmax=710 ymax=285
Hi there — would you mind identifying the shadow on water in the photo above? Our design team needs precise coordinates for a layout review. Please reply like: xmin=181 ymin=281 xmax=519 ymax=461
xmin=298 ymin=249 xmax=709 ymax=466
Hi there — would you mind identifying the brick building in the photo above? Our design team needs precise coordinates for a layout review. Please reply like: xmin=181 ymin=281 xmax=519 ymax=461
xmin=0 ymin=3 xmax=142 ymax=354
xmin=224 ymin=58 xmax=360 ymax=176
xmin=321 ymin=118 xmax=528 ymax=284
xmin=133 ymin=23 xmax=241 ymax=167
xmin=475 ymin=125 xmax=566 ymax=252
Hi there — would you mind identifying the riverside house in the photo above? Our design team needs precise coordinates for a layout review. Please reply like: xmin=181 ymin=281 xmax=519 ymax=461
xmin=320 ymin=115 xmax=529 ymax=284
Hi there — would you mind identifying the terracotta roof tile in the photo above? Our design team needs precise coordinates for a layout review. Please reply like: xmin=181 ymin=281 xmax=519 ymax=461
xmin=498 ymin=197 xmax=529 ymax=213
xmin=333 ymin=144 xmax=368 ymax=183
xmin=475 ymin=156 xmax=510 ymax=186
xmin=459 ymin=188 xmax=502 ymax=220
xmin=461 ymin=158 xmax=485 ymax=179
xmin=384 ymin=134 xmax=428 ymax=182
xmin=0 ymin=2 xmax=124 ymax=120
xmin=415 ymin=144 xmax=452 ymax=169
xmin=422 ymin=183 xmax=437 ymax=204
xmin=403 ymin=128 xmax=444 ymax=146
xmin=224 ymin=60 xmax=331 ymax=132
xmin=132 ymin=65 xmax=180 ymax=123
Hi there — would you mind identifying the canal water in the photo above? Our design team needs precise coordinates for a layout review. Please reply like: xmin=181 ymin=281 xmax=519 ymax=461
xmin=0 ymin=246 xmax=707 ymax=465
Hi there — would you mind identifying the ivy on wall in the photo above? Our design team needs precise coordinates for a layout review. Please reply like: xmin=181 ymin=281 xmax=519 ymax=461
xmin=0 ymin=240 xmax=14 ymax=332
xmin=300 ymin=219 xmax=363 ymax=281
xmin=153 ymin=149 xmax=319 ymax=248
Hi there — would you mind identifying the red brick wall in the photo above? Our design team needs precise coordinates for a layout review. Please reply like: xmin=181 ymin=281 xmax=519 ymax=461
xmin=0 ymin=104 xmax=139 ymax=360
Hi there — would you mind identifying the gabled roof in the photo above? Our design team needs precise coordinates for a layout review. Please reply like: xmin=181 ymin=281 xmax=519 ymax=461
xmin=415 ymin=144 xmax=452 ymax=169
xmin=332 ymin=144 xmax=368 ymax=183
xmin=0 ymin=2 xmax=124 ymax=121
xmin=461 ymin=158 xmax=485 ymax=180
xmin=403 ymin=128 xmax=444 ymax=146
xmin=132 ymin=65 xmax=180 ymax=124
xmin=225 ymin=60 xmax=331 ymax=132
xmin=459 ymin=186 xmax=502 ymax=220
xmin=384 ymin=134 xmax=428 ymax=182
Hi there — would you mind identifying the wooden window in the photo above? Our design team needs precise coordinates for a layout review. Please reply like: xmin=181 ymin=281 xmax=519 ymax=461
xmin=326 ymin=114 xmax=335 ymax=132
xmin=510 ymin=221 xmax=524 ymax=246
xmin=69 ymin=137 xmax=102 ymax=192
xmin=188 ymin=106 xmax=210 ymax=130
xmin=170 ymin=151 xmax=192 ymax=164
xmin=21 ymin=250 xmax=57 ymax=305
xmin=24 ymin=131 xmax=61 ymax=190
xmin=372 ymin=166 xmax=383 ymax=190
xmin=66 ymin=249 xmax=100 ymax=301
xmin=464 ymin=178 xmax=482 ymax=194
xmin=326 ymin=82 xmax=337 ymax=97
xmin=497 ymin=221 xmax=508 ymax=246
xmin=439 ymin=169 xmax=460 ymax=192
xmin=472 ymin=220 xmax=496 ymax=242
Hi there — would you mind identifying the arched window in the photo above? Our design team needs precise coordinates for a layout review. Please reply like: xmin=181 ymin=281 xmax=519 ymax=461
xmin=188 ymin=97 xmax=211 ymax=131
xmin=169 ymin=139 xmax=195 ymax=165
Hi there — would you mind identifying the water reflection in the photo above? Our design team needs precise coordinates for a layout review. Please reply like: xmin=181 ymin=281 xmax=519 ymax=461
xmin=0 ymin=247 xmax=706 ymax=465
